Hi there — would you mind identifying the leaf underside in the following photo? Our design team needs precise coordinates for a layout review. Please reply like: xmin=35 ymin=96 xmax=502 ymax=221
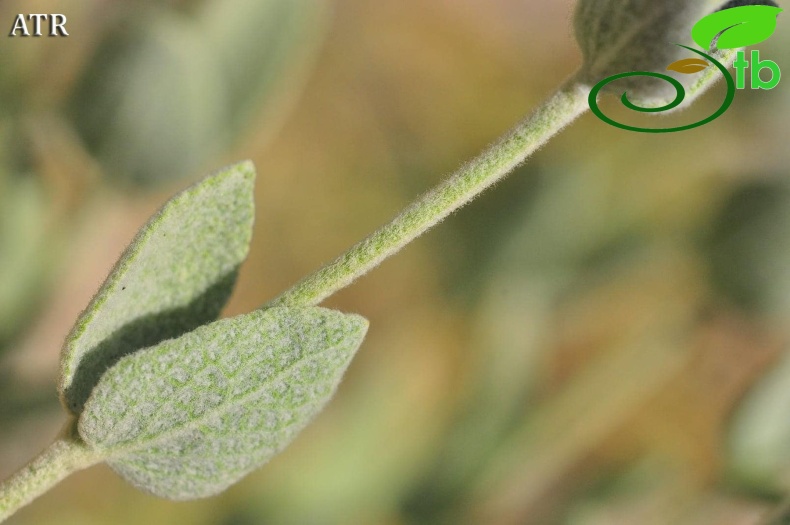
xmin=78 ymin=306 xmax=368 ymax=500
xmin=59 ymin=161 xmax=256 ymax=415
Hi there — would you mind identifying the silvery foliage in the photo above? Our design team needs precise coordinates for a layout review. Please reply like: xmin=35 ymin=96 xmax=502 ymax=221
xmin=59 ymin=161 xmax=369 ymax=499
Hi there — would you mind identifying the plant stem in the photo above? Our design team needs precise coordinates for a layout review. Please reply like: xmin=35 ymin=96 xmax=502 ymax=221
xmin=0 ymin=419 xmax=101 ymax=523
xmin=268 ymin=75 xmax=591 ymax=308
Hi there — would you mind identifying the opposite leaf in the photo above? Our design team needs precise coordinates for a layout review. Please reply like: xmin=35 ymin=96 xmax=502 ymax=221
xmin=59 ymin=161 xmax=256 ymax=415
xmin=78 ymin=306 xmax=368 ymax=500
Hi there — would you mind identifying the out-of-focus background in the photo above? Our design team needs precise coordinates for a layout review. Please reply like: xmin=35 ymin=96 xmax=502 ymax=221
xmin=2 ymin=0 xmax=790 ymax=523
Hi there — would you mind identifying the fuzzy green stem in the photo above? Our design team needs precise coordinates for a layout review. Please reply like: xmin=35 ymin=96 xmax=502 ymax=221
xmin=269 ymin=76 xmax=591 ymax=307
xmin=0 ymin=419 xmax=101 ymax=523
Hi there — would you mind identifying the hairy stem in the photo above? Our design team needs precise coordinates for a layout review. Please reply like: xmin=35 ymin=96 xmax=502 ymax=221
xmin=268 ymin=75 xmax=591 ymax=307
xmin=0 ymin=419 xmax=101 ymax=523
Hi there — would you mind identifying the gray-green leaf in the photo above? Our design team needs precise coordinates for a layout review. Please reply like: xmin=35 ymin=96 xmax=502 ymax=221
xmin=59 ymin=161 xmax=256 ymax=415
xmin=199 ymin=0 xmax=330 ymax=134
xmin=70 ymin=9 xmax=227 ymax=186
xmin=70 ymin=1 xmax=329 ymax=186
xmin=78 ymin=306 xmax=368 ymax=500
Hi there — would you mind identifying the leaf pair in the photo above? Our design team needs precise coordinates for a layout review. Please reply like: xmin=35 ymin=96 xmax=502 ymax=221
xmin=58 ymin=161 xmax=368 ymax=499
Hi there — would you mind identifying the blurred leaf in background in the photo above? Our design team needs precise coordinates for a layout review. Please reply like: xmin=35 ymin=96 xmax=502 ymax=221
xmin=70 ymin=0 xmax=329 ymax=186
xmin=0 ymin=171 xmax=52 ymax=347
xmin=705 ymin=177 xmax=790 ymax=317
xmin=729 ymin=351 xmax=790 ymax=493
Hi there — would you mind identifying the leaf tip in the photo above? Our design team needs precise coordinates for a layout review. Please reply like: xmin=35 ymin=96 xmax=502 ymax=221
xmin=210 ymin=159 xmax=257 ymax=187
xmin=234 ymin=159 xmax=257 ymax=180
xmin=349 ymin=312 xmax=370 ymax=339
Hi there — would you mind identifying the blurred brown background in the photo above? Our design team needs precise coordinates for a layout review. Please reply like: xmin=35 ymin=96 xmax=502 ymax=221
xmin=1 ymin=1 xmax=790 ymax=524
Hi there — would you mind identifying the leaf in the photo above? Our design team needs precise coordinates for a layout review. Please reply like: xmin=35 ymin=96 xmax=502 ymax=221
xmin=198 ymin=0 xmax=330 ymax=134
xmin=59 ymin=161 xmax=256 ymax=415
xmin=692 ymin=5 xmax=783 ymax=50
xmin=70 ymin=1 xmax=329 ymax=186
xmin=78 ymin=306 xmax=368 ymax=500
xmin=0 ymin=174 xmax=52 ymax=348
xmin=704 ymin=179 xmax=790 ymax=315
xmin=728 ymin=353 xmax=790 ymax=489
xmin=70 ymin=9 xmax=227 ymax=186
xmin=666 ymin=58 xmax=711 ymax=74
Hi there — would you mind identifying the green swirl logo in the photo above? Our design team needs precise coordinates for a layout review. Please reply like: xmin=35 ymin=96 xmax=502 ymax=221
xmin=590 ymin=4 xmax=782 ymax=133
xmin=589 ymin=45 xmax=736 ymax=133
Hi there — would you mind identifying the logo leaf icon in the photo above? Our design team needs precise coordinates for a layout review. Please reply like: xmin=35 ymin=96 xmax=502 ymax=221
xmin=692 ymin=5 xmax=783 ymax=50
xmin=667 ymin=58 xmax=711 ymax=74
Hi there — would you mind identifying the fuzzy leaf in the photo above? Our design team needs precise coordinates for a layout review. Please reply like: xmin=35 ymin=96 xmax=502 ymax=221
xmin=78 ymin=306 xmax=368 ymax=500
xmin=59 ymin=161 xmax=256 ymax=415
